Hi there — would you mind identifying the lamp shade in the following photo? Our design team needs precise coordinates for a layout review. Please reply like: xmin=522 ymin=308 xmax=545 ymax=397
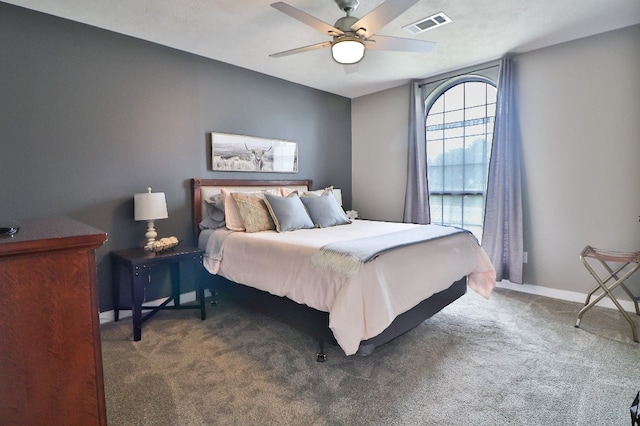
xmin=134 ymin=188 xmax=168 ymax=221
xmin=331 ymin=36 xmax=365 ymax=64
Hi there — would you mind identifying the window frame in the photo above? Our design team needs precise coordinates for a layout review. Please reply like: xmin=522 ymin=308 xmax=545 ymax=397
xmin=425 ymin=75 xmax=497 ymax=239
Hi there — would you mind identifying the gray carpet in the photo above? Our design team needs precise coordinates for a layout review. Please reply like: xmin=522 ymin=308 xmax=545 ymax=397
xmin=100 ymin=288 xmax=640 ymax=425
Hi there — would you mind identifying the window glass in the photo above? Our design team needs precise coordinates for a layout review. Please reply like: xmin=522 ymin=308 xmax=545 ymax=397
xmin=426 ymin=78 xmax=497 ymax=241
xmin=430 ymin=96 xmax=444 ymax=114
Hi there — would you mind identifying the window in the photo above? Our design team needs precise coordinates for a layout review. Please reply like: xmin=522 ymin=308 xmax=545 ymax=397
xmin=426 ymin=78 xmax=497 ymax=241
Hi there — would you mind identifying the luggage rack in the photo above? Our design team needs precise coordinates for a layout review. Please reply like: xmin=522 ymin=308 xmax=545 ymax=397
xmin=575 ymin=245 xmax=640 ymax=342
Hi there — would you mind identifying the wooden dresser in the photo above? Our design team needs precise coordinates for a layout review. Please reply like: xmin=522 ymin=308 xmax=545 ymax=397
xmin=0 ymin=217 xmax=108 ymax=425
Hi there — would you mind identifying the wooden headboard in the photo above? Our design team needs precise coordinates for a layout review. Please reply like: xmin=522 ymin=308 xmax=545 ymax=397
xmin=191 ymin=178 xmax=313 ymax=242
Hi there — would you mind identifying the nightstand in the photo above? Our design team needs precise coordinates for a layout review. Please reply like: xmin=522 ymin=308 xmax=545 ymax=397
xmin=110 ymin=244 xmax=206 ymax=341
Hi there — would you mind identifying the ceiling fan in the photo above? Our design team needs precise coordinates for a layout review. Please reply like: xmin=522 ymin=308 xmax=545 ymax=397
xmin=269 ymin=0 xmax=436 ymax=65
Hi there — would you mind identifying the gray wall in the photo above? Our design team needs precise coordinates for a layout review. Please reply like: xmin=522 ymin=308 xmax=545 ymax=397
xmin=0 ymin=3 xmax=352 ymax=311
xmin=514 ymin=24 xmax=640 ymax=292
xmin=352 ymin=24 xmax=640 ymax=295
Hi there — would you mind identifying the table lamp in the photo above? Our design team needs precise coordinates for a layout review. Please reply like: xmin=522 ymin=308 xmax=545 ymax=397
xmin=134 ymin=187 xmax=168 ymax=250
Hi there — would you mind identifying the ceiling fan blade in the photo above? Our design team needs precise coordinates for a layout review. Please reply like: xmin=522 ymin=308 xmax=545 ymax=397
xmin=351 ymin=0 xmax=420 ymax=39
xmin=269 ymin=41 xmax=332 ymax=58
xmin=366 ymin=35 xmax=435 ymax=53
xmin=271 ymin=2 xmax=344 ymax=36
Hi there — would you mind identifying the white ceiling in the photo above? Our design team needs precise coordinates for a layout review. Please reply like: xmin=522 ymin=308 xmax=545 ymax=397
xmin=4 ymin=0 xmax=640 ymax=98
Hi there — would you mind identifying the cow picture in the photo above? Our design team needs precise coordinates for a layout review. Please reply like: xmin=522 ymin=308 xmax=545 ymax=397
xmin=211 ymin=132 xmax=298 ymax=173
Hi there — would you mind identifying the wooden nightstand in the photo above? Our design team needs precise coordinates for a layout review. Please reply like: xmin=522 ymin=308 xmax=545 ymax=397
xmin=110 ymin=244 xmax=206 ymax=341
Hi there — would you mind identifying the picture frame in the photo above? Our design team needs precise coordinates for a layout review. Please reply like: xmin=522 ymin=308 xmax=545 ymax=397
xmin=210 ymin=132 xmax=298 ymax=173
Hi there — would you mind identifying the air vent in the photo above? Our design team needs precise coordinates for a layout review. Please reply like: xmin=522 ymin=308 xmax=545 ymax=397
xmin=404 ymin=12 xmax=451 ymax=34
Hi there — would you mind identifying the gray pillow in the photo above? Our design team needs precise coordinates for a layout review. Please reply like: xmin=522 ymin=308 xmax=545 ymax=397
xmin=199 ymin=216 xmax=225 ymax=230
xmin=264 ymin=193 xmax=315 ymax=232
xmin=300 ymin=193 xmax=351 ymax=228
xmin=200 ymin=193 xmax=226 ymax=229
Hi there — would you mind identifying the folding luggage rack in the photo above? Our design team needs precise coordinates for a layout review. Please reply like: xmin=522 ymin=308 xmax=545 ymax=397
xmin=575 ymin=245 xmax=640 ymax=342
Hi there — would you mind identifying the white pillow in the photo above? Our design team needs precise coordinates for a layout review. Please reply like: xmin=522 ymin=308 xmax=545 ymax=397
xmin=279 ymin=187 xmax=299 ymax=197
xmin=303 ymin=186 xmax=343 ymax=206
xmin=221 ymin=188 xmax=245 ymax=231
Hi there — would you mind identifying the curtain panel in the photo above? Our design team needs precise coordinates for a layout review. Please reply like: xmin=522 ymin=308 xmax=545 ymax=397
xmin=403 ymin=82 xmax=430 ymax=224
xmin=403 ymin=58 xmax=522 ymax=282
xmin=481 ymin=56 xmax=524 ymax=283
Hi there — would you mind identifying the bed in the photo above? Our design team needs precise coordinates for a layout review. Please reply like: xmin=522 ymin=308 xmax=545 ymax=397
xmin=191 ymin=178 xmax=496 ymax=360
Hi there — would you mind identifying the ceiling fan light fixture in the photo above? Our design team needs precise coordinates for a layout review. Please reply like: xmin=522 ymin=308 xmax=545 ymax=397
xmin=331 ymin=36 xmax=365 ymax=64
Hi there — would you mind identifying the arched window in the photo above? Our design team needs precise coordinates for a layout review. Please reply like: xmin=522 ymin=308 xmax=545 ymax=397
xmin=426 ymin=77 xmax=497 ymax=241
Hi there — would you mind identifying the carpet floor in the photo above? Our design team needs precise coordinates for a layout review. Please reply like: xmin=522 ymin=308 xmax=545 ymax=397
xmin=100 ymin=287 xmax=640 ymax=425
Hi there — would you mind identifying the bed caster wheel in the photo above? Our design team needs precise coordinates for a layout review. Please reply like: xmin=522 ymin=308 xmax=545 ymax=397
xmin=316 ymin=353 xmax=327 ymax=362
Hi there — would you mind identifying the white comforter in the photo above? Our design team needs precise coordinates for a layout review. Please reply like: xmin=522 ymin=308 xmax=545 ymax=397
xmin=201 ymin=220 xmax=496 ymax=355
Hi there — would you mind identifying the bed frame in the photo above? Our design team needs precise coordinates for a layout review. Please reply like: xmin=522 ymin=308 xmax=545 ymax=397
xmin=191 ymin=178 xmax=467 ymax=360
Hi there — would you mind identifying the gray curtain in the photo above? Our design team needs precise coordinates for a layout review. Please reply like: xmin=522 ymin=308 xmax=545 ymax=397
xmin=403 ymin=82 xmax=430 ymax=224
xmin=481 ymin=56 xmax=524 ymax=283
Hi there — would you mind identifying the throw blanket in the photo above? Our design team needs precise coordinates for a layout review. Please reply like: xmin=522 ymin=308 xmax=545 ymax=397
xmin=202 ymin=228 xmax=234 ymax=274
xmin=311 ymin=224 xmax=469 ymax=275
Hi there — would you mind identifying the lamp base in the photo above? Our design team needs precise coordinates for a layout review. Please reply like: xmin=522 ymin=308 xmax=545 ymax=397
xmin=144 ymin=220 xmax=158 ymax=250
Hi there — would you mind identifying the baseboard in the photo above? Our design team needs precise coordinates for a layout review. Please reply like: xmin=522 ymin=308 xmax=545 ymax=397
xmin=496 ymin=280 xmax=638 ymax=313
xmin=99 ymin=284 xmax=636 ymax=325
xmin=99 ymin=289 xmax=213 ymax=324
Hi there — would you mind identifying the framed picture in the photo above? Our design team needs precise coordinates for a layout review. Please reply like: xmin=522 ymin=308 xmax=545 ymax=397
xmin=210 ymin=132 xmax=298 ymax=173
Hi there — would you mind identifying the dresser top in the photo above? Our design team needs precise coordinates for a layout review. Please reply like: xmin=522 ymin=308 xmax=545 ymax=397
xmin=0 ymin=217 xmax=107 ymax=256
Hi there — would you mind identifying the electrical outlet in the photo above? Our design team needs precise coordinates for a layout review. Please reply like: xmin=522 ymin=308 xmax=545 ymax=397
xmin=523 ymin=251 xmax=528 ymax=264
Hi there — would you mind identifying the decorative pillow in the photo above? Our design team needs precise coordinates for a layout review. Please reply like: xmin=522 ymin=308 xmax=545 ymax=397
xmin=279 ymin=187 xmax=299 ymax=197
xmin=264 ymin=193 xmax=315 ymax=232
xmin=205 ymin=193 xmax=225 ymax=220
xmin=303 ymin=186 xmax=343 ymax=206
xmin=199 ymin=193 xmax=226 ymax=230
xmin=331 ymin=188 xmax=343 ymax=207
xmin=303 ymin=186 xmax=333 ymax=197
xmin=230 ymin=192 xmax=275 ymax=233
xmin=300 ymin=193 xmax=351 ymax=228
xmin=221 ymin=188 xmax=246 ymax=231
